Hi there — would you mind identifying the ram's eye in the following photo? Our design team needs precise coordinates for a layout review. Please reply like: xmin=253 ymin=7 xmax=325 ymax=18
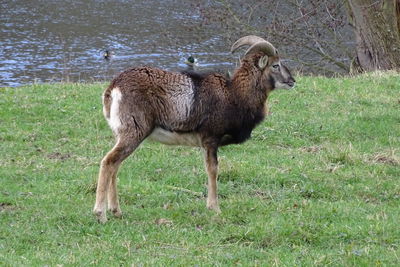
xmin=272 ymin=64 xmax=280 ymax=69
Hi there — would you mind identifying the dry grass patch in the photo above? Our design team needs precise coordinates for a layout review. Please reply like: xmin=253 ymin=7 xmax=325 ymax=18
xmin=368 ymin=151 xmax=399 ymax=166
xmin=300 ymin=145 xmax=322 ymax=153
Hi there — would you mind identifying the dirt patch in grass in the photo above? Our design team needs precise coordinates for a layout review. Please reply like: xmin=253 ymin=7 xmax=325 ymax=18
xmin=47 ymin=152 xmax=72 ymax=161
xmin=300 ymin=146 xmax=322 ymax=153
xmin=0 ymin=202 xmax=16 ymax=212
xmin=155 ymin=218 xmax=173 ymax=226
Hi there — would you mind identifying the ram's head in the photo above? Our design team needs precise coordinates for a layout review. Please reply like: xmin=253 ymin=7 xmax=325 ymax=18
xmin=231 ymin=35 xmax=295 ymax=90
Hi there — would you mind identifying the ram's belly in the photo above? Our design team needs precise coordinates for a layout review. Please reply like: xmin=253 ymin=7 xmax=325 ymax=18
xmin=148 ymin=127 xmax=201 ymax=147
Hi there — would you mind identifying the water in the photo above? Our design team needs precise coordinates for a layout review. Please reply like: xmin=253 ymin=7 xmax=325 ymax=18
xmin=0 ymin=0 xmax=233 ymax=87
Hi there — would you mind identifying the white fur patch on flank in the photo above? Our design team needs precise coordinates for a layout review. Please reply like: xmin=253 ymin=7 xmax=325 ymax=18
xmin=102 ymin=94 xmax=108 ymax=118
xmin=108 ymin=87 xmax=122 ymax=133
xmin=148 ymin=127 xmax=201 ymax=147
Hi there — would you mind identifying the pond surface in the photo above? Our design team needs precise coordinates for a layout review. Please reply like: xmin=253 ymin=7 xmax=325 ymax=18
xmin=0 ymin=0 xmax=233 ymax=87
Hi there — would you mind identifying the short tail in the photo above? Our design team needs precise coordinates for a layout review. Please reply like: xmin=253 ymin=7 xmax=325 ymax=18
xmin=102 ymin=84 xmax=113 ymax=119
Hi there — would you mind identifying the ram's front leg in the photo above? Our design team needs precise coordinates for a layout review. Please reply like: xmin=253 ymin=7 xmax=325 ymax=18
xmin=203 ymin=143 xmax=221 ymax=213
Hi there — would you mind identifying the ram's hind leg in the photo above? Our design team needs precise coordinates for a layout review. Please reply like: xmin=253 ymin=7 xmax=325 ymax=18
xmin=107 ymin=171 xmax=121 ymax=217
xmin=93 ymin=131 xmax=146 ymax=223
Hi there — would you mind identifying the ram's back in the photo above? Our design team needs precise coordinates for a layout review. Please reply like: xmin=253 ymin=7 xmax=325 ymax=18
xmin=103 ymin=67 xmax=199 ymax=131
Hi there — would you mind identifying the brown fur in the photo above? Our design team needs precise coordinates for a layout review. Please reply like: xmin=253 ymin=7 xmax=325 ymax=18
xmin=93 ymin=51 xmax=295 ymax=223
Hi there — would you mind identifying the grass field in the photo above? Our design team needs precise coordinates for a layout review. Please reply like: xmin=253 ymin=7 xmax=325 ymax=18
xmin=1 ymin=73 xmax=399 ymax=266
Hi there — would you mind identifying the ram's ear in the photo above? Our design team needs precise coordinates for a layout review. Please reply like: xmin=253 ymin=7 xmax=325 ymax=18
xmin=258 ymin=55 xmax=269 ymax=69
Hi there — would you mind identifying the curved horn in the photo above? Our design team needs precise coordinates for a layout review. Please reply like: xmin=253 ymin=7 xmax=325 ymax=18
xmin=230 ymin=35 xmax=278 ymax=57
xmin=230 ymin=35 xmax=266 ymax=53
xmin=245 ymin=41 xmax=278 ymax=57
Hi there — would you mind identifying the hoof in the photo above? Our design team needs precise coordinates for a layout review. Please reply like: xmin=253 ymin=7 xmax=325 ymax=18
xmin=94 ymin=210 xmax=107 ymax=224
xmin=110 ymin=208 xmax=122 ymax=218
xmin=207 ymin=202 xmax=221 ymax=214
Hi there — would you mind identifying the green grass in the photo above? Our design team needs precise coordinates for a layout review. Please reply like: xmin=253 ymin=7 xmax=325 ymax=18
xmin=1 ymin=72 xmax=399 ymax=266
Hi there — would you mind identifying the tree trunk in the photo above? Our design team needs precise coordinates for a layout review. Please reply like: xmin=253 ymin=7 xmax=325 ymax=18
xmin=346 ymin=0 xmax=400 ymax=72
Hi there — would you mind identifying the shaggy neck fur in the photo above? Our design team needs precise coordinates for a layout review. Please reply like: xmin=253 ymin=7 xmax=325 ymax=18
xmin=230 ymin=54 xmax=272 ymax=109
xmin=217 ymin=54 xmax=274 ymax=146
